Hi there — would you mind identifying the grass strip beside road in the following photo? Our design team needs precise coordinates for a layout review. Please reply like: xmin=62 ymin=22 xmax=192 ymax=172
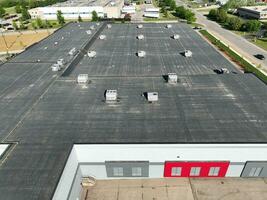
xmin=200 ymin=29 xmax=267 ymax=84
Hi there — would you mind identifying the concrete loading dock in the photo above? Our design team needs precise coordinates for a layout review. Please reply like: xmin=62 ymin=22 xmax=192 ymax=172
xmin=0 ymin=23 xmax=266 ymax=200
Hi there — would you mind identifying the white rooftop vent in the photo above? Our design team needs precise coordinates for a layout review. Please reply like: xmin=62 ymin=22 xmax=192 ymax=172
xmin=147 ymin=92 xmax=158 ymax=102
xmin=54 ymin=41 xmax=58 ymax=45
xmin=105 ymin=90 xmax=117 ymax=101
xmin=221 ymin=68 xmax=230 ymax=74
xmin=137 ymin=34 xmax=144 ymax=40
xmin=88 ymin=51 xmax=96 ymax=58
xmin=51 ymin=63 xmax=61 ymax=72
xmin=99 ymin=35 xmax=106 ymax=40
xmin=68 ymin=48 xmax=77 ymax=56
xmin=107 ymin=24 xmax=112 ymax=29
xmin=172 ymin=34 xmax=180 ymax=39
xmin=96 ymin=22 xmax=100 ymax=26
xmin=168 ymin=73 xmax=178 ymax=84
xmin=86 ymin=30 xmax=92 ymax=35
xmin=137 ymin=24 xmax=143 ymax=29
xmin=57 ymin=58 xmax=65 ymax=67
xmin=90 ymin=25 xmax=95 ymax=30
xmin=77 ymin=74 xmax=89 ymax=84
xmin=137 ymin=50 xmax=146 ymax=58
xmin=166 ymin=24 xmax=172 ymax=28
xmin=184 ymin=50 xmax=192 ymax=57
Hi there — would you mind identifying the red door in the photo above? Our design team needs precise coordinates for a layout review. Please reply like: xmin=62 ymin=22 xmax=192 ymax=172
xmin=164 ymin=161 xmax=229 ymax=177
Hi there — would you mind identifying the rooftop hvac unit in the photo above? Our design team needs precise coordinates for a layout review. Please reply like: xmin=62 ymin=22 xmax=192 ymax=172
xmin=86 ymin=30 xmax=92 ymax=35
xmin=96 ymin=22 xmax=100 ymax=26
xmin=166 ymin=24 xmax=172 ymax=28
xmin=137 ymin=24 xmax=143 ymax=29
xmin=54 ymin=41 xmax=58 ymax=45
xmin=57 ymin=58 xmax=65 ymax=67
xmin=105 ymin=90 xmax=117 ymax=101
xmin=77 ymin=74 xmax=89 ymax=84
xmin=147 ymin=92 xmax=158 ymax=102
xmin=88 ymin=51 xmax=96 ymax=58
xmin=107 ymin=24 xmax=112 ymax=29
xmin=99 ymin=35 xmax=106 ymax=40
xmin=137 ymin=50 xmax=146 ymax=58
xmin=168 ymin=73 xmax=178 ymax=84
xmin=90 ymin=25 xmax=95 ymax=30
xmin=51 ymin=63 xmax=61 ymax=72
xmin=172 ymin=34 xmax=180 ymax=39
xmin=68 ymin=48 xmax=77 ymax=56
xmin=137 ymin=34 xmax=144 ymax=40
xmin=184 ymin=50 xmax=192 ymax=57
xmin=221 ymin=68 xmax=230 ymax=74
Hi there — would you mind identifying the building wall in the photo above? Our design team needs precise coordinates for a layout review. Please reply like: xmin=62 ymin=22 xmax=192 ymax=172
xmin=53 ymin=144 xmax=267 ymax=200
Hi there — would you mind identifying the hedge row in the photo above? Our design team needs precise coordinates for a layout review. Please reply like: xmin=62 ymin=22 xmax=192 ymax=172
xmin=200 ymin=29 xmax=267 ymax=84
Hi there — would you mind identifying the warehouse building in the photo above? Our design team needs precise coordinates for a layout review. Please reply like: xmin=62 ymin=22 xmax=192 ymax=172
xmin=238 ymin=6 xmax=267 ymax=19
xmin=0 ymin=22 xmax=267 ymax=200
xmin=29 ymin=0 xmax=124 ymax=20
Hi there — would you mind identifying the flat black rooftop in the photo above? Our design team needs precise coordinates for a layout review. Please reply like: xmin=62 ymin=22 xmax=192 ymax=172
xmin=0 ymin=22 xmax=266 ymax=200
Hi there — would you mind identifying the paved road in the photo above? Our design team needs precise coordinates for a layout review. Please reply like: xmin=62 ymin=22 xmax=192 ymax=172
xmin=196 ymin=12 xmax=267 ymax=74
xmin=175 ymin=0 xmax=267 ymax=74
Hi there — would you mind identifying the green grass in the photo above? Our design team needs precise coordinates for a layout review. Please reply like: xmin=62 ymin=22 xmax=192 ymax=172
xmin=200 ymin=29 xmax=267 ymax=84
xmin=4 ymin=6 xmax=16 ymax=14
xmin=252 ymin=38 xmax=267 ymax=51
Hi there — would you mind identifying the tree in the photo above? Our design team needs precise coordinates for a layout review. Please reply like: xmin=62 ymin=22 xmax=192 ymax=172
xmin=169 ymin=0 xmax=176 ymax=11
xmin=44 ymin=20 xmax=52 ymax=28
xmin=21 ymin=6 xmax=31 ymax=21
xmin=208 ymin=9 xmax=217 ymax=20
xmin=36 ymin=17 xmax=43 ymax=28
xmin=19 ymin=19 xmax=27 ymax=30
xmin=243 ymin=20 xmax=261 ymax=33
xmin=92 ymin=10 xmax=99 ymax=21
xmin=185 ymin=10 xmax=196 ymax=23
xmin=12 ymin=20 xmax=18 ymax=30
xmin=31 ymin=21 xmax=37 ymax=29
xmin=216 ymin=8 xmax=228 ymax=23
xmin=78 ymin=15 xmax=82 ymax=22
xmin=15 ymin=4 xmax=22 ymax=13
xmin=57 ymin=10 xmax=65 ymax=25
xmin=0 ymin=6 xmax=6 ymax=17
xmin=228 ymin=17 xmax=243 ymax=31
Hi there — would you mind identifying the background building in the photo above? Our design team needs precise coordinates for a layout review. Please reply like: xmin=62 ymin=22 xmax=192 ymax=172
xmin=238 ymin=6 xmax=267 ymax=19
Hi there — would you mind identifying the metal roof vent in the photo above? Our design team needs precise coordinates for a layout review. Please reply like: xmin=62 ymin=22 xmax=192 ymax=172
xmin=184 ymin=50 xmax=192 ymax=57
xmin=99 ymin=35 xmax=106 ymax=40
xmin=68 ymin=48 xmax=77 ymax=56
xmin=168 ymin=73 xmax=178 ymax=84
xmin=137 ymin=24 xmax=143 ymax=29
xmin=77 ymin=74 xmax=89 ymax=84
xmin=51 ymin=63 xmax=61 ymax=72
xmin=166 ymin=24 xmax=172 ymax=28
xmin=90 ymin=25 xmax=95 ymax=30
xmin=172 ymin=34 xmax=180 ymax=39
xmin=105 ymin=90 xmax=117 ymax=101
xmin=137 ymin=50 xmax=146 ymax=58
xmin=57 ymin=58 xmax=65 ymax=67
xmin=86 ymin=30 xmax=92 ymax=35
xmin=137 ymin=34 xmax=144 ymax=40
xmin=147 ymin=92 xmax=158 ymax=102
xmin=107 ymin=24 xmax=112 ymax=29
xmin=88 ymin=51 xmax=96 ymax=58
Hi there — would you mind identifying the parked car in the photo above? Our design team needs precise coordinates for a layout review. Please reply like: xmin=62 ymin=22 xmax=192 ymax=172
xmin=254 ymin=54 xmax=265 ymax=60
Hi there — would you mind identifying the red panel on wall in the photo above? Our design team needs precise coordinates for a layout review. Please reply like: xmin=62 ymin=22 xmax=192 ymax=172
xmin=164 ymin=161 xmax=230 ymax=177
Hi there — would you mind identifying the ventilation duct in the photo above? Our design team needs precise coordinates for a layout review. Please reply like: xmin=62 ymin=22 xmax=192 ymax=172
xmin=137 ymin=34 xmax=144 ymax=40
xmin=168 ymin=73 xmax=178 ymax=84
xmin=147 ymin=92 xmax=158 ymax=102
xmin=107 ymin=24 xmax=112 ymax=29
xmin=51 ymin=63 xmax=61 ymax=72
xmin=137 ymin=24 xmax=143 ymax=29
xmin=184 ymin=50 xmax=192 ymax=57
xmin=137 ymin=50 xmax=146 ymax=58
xmin=68 ymin=48 xmax=77 ymax=56
xmin=88 ymin=51 xmax=96 ymax=58
xmin=99 ymin=35 xmax=106 ymax=40
xmin=86 ymin=30 xmax=92 ymax=35
xmin=172 ymin=34 xmax=180 ymax=39
xmin=166 ymin=24 xmax=172 ymax=28
xmin=77 ymin=74 xmax=89 ymax=84
xmin=105 ymin=90 xmax=118 ymax=101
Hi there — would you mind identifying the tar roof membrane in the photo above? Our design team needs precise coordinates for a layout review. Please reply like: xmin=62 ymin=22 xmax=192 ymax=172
xmin=0 ymin=22 xmax=266 ymax=200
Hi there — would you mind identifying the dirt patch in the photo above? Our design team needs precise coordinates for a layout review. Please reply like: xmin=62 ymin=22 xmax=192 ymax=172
xmin=0 ymin=30 xmax=55 ymax=52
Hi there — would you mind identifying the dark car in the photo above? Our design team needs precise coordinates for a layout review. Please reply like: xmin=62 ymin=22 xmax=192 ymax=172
xmin=254 ymin=54 xmax=265 ymax=60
